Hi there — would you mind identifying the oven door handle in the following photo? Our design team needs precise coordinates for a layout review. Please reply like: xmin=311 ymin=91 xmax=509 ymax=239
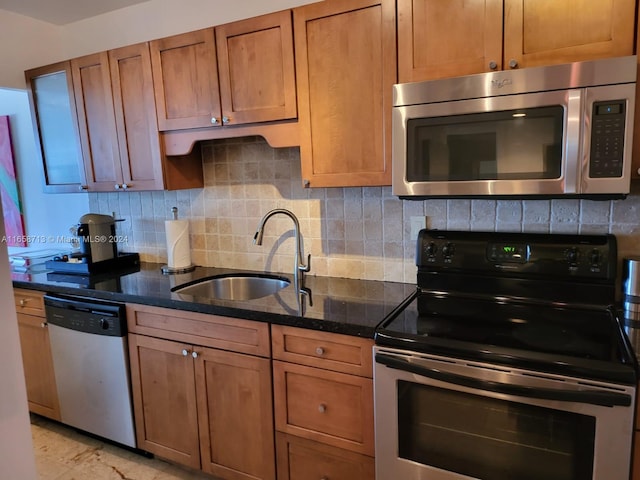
xmin=375 ymin=353 xmax=632 ymax=407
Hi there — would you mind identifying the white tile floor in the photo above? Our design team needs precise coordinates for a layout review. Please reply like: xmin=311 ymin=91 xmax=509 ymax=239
xmin=31 ymin=415 xmax=214 ymax=480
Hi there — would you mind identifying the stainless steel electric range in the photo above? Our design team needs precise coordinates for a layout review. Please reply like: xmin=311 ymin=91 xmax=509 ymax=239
xmin=374 ymin=229 xmax=638 ymax=480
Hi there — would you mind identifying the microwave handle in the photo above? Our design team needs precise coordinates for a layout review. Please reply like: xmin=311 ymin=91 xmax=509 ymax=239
xmin=375 ymin=353 xmax=631 ymax=407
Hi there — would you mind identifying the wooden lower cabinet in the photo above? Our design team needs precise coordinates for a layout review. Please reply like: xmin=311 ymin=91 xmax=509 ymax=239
xmin=276 ymin=432 xmax=375 ymax=480
xmin=14 ymin=288 xmax=60 ymax=421
xmin=128 ymin=332 xmax=275 ymax=479
xmin=272 ymin=325 xmax=375 ymax=479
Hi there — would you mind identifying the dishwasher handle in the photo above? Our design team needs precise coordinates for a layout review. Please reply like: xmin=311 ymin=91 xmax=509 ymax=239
xmin=375 ymin=353 xmax=632 ymax=407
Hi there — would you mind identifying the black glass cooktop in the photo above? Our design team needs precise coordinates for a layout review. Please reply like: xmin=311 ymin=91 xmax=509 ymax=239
xmin=376 ymin=290 xmax=637 ymax=384
xmin=376 ymin=230 xmax=638 ymax=384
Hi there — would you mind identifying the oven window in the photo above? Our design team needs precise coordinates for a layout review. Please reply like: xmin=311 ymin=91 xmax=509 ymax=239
xmin=397 ymin=381 xmax=595 ymax=480
xmin=406 ymin=106 xmax=564 ymax=182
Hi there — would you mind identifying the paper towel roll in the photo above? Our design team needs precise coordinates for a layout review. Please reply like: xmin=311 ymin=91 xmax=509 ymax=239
xmin=165 ymin=219 xmax=191 ymax=269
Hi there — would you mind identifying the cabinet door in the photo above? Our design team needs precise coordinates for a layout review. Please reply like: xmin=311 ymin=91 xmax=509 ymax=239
xmin=294 ymin=0 xmax=396 ymax=187
xmin=195 ymin=347 xmax=275 ymax=480
xmin=503 ymin=0 xmax=636 ymax=69
xmin=128 ymin=334 xmax=200 ymax=469
xmin=150 ymin=29 xmax=222 ymax=131
xmin=71 ymin=52 xmax=123 ymax=191
xmin=397 ymin=0 xmax=503 ymax=82
xmin=276 ymin=432 xmax=374 ymax=480
xmin=216 ymin=10 xmax=297 ymax=126
xmin=273 ymin=360 xmax=374 ymax=456
xmin=17 ymin=313 xmax=60 ymax=421
xmin=24 ymin=62 xmax=87 ymax=193
xmin=109 ymin=43 xmax=164 ymax=191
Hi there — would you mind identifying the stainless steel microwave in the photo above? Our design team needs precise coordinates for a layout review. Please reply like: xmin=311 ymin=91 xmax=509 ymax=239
xmin=392 ymin=56 xmax=637 ymax=199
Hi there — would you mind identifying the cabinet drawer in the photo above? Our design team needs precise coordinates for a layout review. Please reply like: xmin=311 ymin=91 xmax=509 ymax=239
xmin=126 ymin=303 xmax=270 ymax=357
xmin=272 ymin=325 xmax=373 ymax=377
xmin=276 ymin=432 xmax=374 ymax=480
xmin=273 ymin=361 xmax=374 ymax=456
xmin=13 ymin=289 xmax=45 ymax=317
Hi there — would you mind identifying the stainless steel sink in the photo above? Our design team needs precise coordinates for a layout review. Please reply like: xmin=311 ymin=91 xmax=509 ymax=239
xmin=171 ymin=273 xmax=291 ymax=301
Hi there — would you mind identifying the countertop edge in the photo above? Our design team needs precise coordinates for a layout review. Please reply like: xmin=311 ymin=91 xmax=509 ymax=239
xmin=12 ymin=278 xmax=379 ymax=339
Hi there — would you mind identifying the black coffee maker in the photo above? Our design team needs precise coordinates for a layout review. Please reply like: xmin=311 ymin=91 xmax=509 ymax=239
xmin=75 ymin=213 xmax=118 ymax=264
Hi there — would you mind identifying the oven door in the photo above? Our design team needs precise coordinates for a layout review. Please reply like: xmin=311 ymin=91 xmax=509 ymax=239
xmin=373 ymin=346 xmax=635 ymax=480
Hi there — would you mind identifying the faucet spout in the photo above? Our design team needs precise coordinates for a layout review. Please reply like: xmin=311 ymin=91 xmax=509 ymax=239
xmin=253 ymin=209 xmax=311 ymax=294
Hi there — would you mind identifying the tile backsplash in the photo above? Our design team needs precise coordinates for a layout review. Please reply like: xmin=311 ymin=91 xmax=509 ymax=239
xmin=89 ymin=137 xmax=640 ymax=284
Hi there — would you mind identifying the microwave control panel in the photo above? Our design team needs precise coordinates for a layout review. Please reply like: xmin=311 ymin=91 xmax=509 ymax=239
xmin=589 ymin=100 xmax=625 ymax=178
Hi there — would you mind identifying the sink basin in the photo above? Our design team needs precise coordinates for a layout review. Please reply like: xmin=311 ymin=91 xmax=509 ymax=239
xmin=172 ymin=273 xmax=291 ymax=301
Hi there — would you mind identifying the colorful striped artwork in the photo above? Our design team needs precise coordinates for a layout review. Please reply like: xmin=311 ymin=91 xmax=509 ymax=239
xmin=0 ymin=116 xmax=26 ymax=247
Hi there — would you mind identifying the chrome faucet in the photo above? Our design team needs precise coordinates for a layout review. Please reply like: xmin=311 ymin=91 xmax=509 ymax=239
xmin=253 ymin=209 xmax=311 ymax=294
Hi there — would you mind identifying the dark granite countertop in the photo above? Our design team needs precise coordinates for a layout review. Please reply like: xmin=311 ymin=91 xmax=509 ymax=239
xmin=11 ymin=262 xmax=417 ymax=339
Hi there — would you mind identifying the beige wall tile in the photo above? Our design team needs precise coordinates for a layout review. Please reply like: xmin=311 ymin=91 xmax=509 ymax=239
xmin=89 ymin=137 xmax=640 ymax=284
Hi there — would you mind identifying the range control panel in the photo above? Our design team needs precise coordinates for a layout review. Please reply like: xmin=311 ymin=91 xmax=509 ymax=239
xmin=416 ymin=229 xmax=616 ymax=280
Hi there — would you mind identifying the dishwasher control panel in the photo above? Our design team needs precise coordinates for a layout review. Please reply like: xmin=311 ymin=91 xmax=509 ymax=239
xmin=44 ymin=294 xmax=126 ymax=337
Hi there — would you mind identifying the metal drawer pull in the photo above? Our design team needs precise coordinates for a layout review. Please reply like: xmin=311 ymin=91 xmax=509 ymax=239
xmin=182 ymin=349 xmax=189 ymax=357
xmin=191 ymin=351 xmax=199 ymax=359
xmin=19 ymin=299 xmax=27 ymax=306
xmin=318 ymin=403 xmax=327 ymax=413
xmin=315 ymin=347 xmax=325 ymax=356
xmin=41 ymin=322 xmax=47 ymax=328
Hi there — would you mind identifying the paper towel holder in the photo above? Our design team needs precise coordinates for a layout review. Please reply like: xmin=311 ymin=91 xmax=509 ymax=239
xmin=161 ymin=207 xmax=196 ymax=275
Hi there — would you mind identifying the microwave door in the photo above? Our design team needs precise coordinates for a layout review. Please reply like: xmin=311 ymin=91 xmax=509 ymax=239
xmin=579 ymin=84 xmax=635 ymax=196
xmin=393 ymin=90 xmax=580 ymax=198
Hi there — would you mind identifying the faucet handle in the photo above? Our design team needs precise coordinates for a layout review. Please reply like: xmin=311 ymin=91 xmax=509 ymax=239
xmin=299 ymin=253 xmax=311 ymax=273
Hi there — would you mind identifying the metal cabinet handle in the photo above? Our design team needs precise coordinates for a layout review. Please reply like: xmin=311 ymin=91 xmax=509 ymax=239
xmin=315 ymin=347 xmax=325 ymax=356
xmin=318 ymin=403 xmax=327 ymax=413
xmin=41 ymin=322 xmax=47 ymax=328
xmin=19 ymin=299 xmax=27 ymax=306
xmin=114 ymin=184 xmax=121 ymax=190
xmin=211 ymin=117 xmax=219 ymax=125
xmin=508 ymin=59 xmax=518 ymax=69
xmin=182 ymin=349 xmax=189 ymax=357
xmin=121 ymin=183 xmax=129 ymax=190
xmin=79 ymin=185 xmax=88 ymax=191
xmin=191 ymin=351 xmax=199 ymax=359
xmin=488 ymin=61 xmax=498 ymax=70
xmin=222 ymin=116 xmax=230 ymax=124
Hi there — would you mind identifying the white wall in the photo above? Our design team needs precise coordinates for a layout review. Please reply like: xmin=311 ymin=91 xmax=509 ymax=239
xmin=1 ymin=0 xmax=319 ymax=89
xmin=0 ymin=204 xmax=38 ymax=479
xmin=0 ymin=88 xmax=89 ymax=251
xmin=0 ymin=11 xmax=62 ymax=89
xmin=58 ymin=0 xmax=319 ymax=59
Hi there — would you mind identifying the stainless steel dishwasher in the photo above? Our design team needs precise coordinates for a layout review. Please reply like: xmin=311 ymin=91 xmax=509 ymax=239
xmin=43 ymin=294 xmax=136 ymax=448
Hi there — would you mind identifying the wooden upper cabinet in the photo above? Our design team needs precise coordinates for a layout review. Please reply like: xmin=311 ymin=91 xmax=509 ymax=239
xmin=25 ymin=61 xmax=87 ymax=193
xmin=294 ymin=0 xmax=396 ymax=188
xmin=72 ymin=44 xmax=203 ymax=192
xmin=397 ymin=0 xmax=503 ymax=82
xmin=503 ymin=0 xmax=636 ymax=69
xmin=150 ymin=29 xmax=221 ymax=130
xmin=151 ymin=10 xmax=296 ymax=131
xmin=71 ymin=51 xmax=122 ymax=191
xmin=216 ymin=10 xmax=297 ymax=126
xmin=109 ymin=43 xmax=165 ymax=191
xmin=400 ymin=0 xmax=636 ymax=83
